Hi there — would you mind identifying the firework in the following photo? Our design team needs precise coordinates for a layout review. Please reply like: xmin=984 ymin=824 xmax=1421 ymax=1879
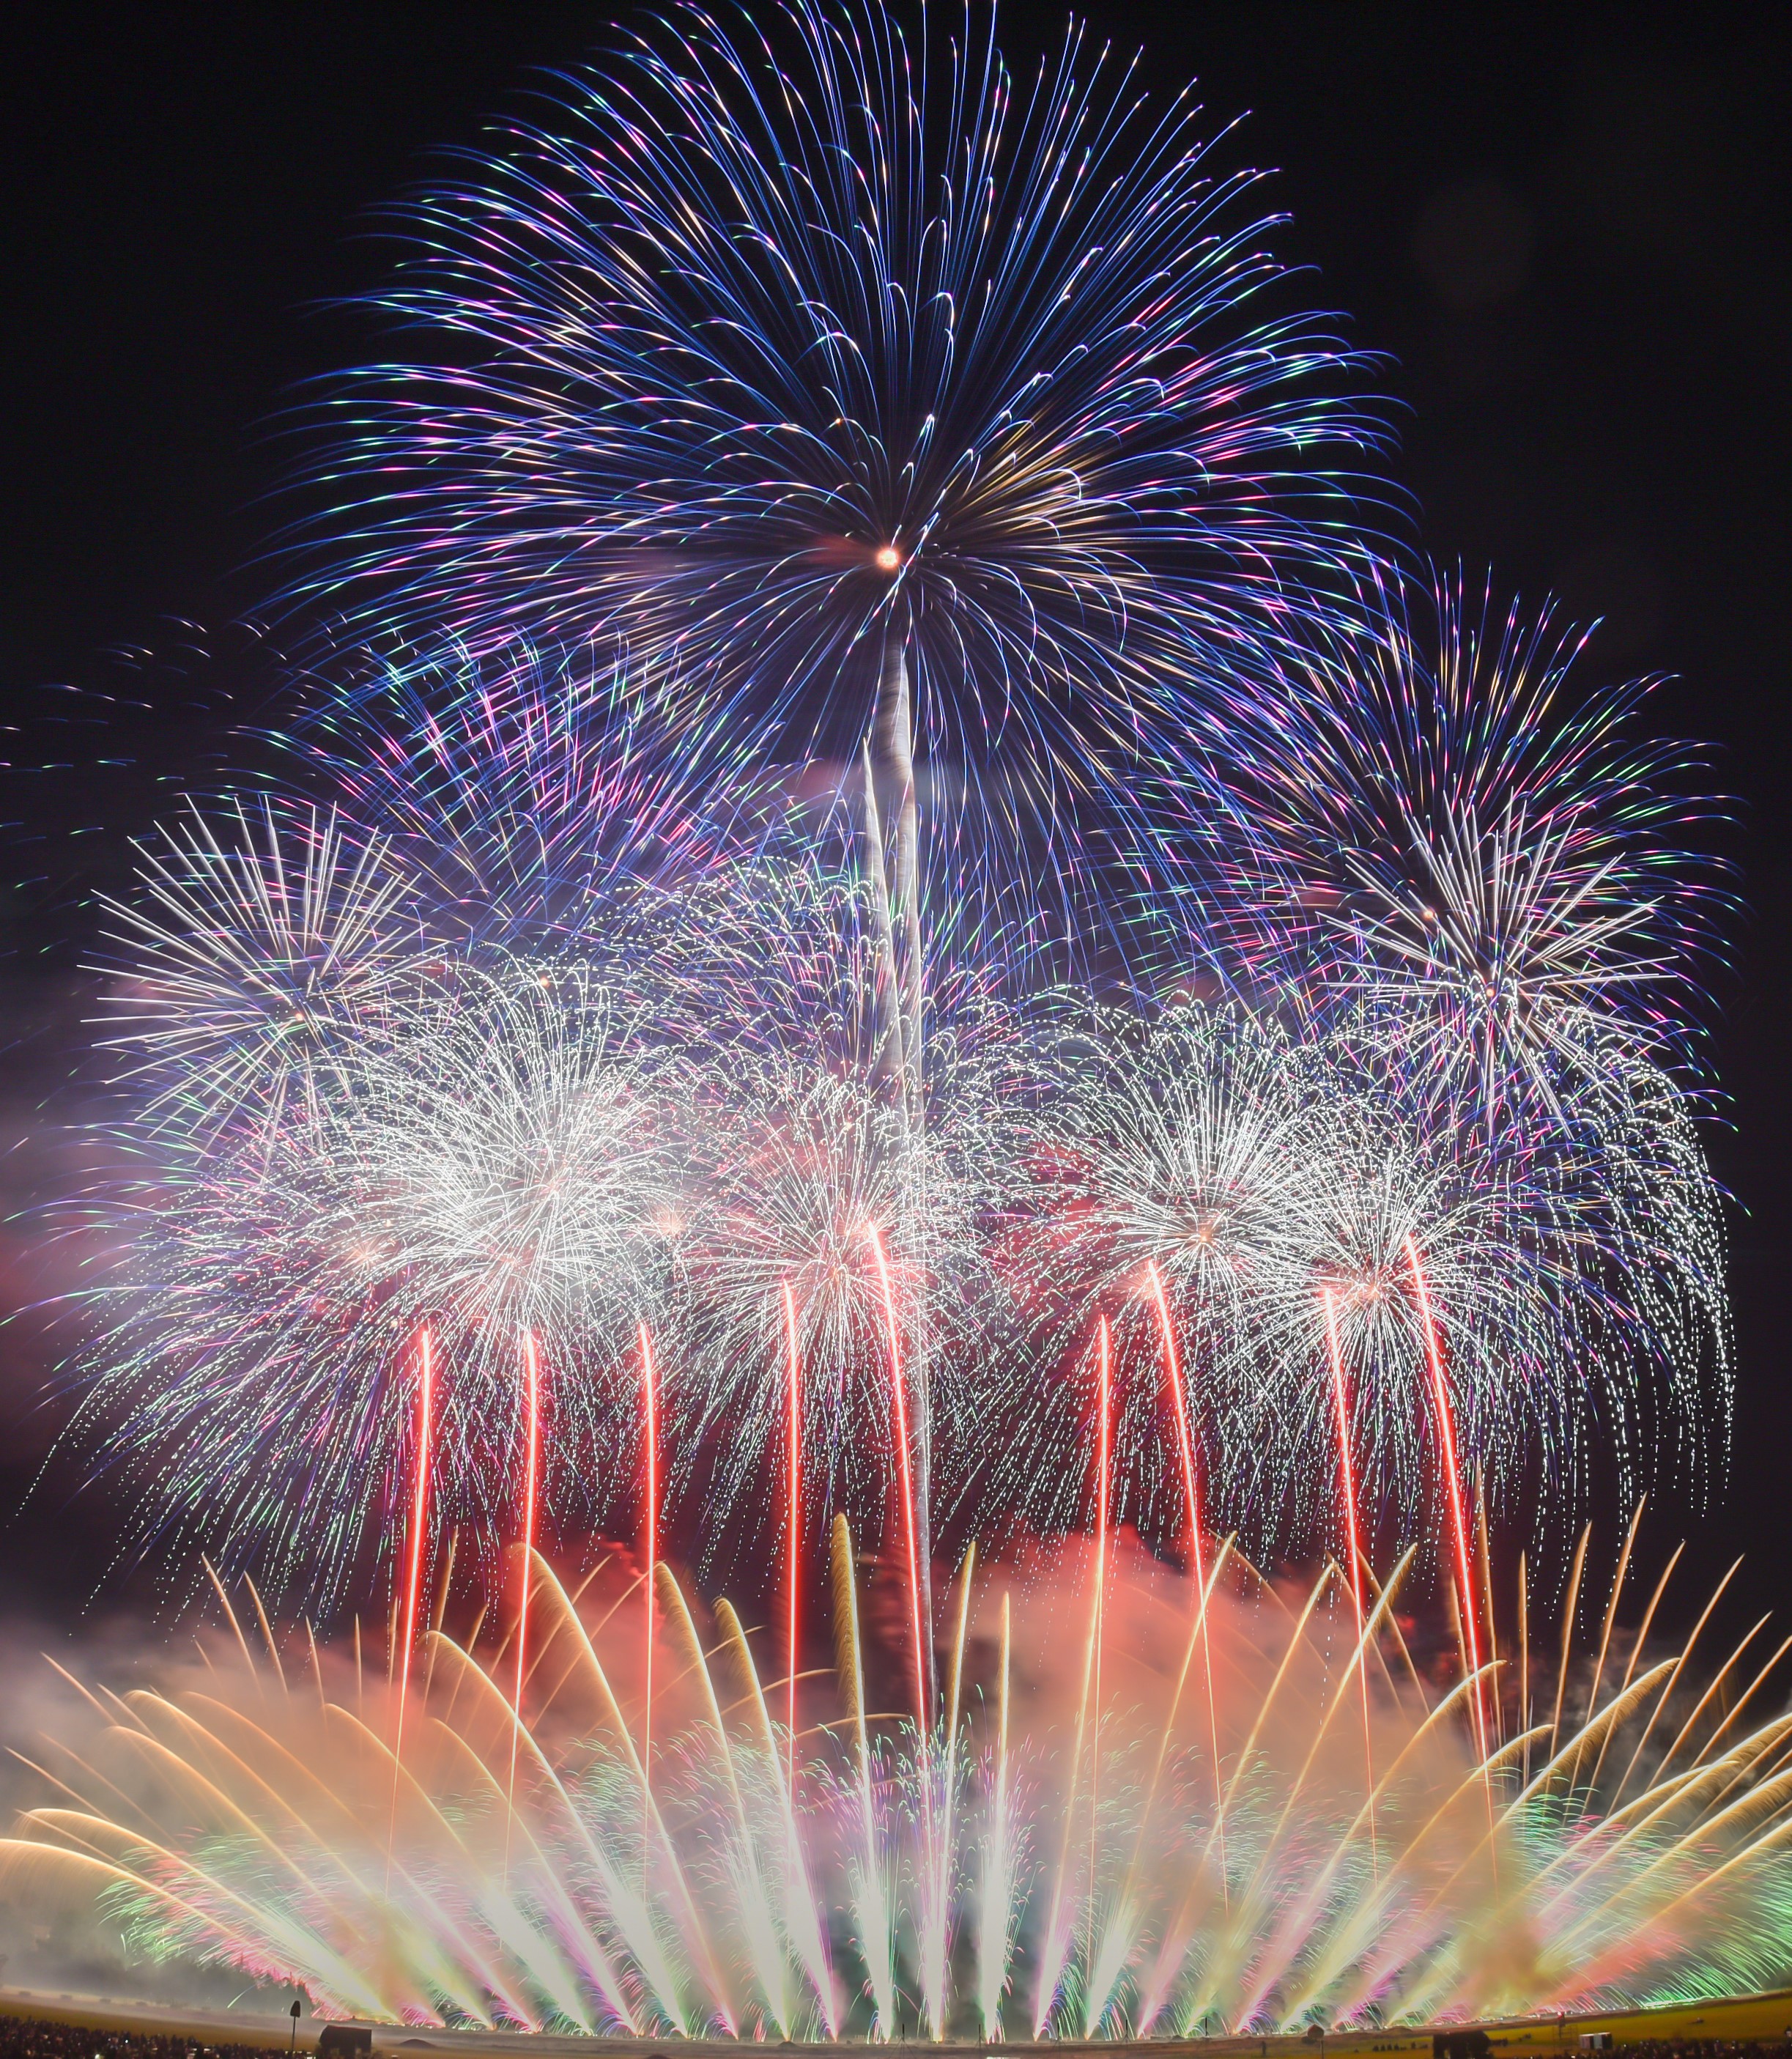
xmin=675 ymin=1060 xmax=963 ymax=1561
xmin=1188 ymin=577 xmax=1733 ymax=1524
xmin=1210 ymin=574 xmax=1727 ymax=1068
xmin=986 ymin=1001 xmax=1501 ymax=1556
xmin=70 ymin=802 xmax=1037 ymax=1605
xmin=284 ymin=0 xmax=1387 ymax=978
xmin=1318 ymin=1005 xmax=1732 ymax=1523
xmin=663 ymin=857 xmax=1026 ymax=1554
xmin=985 ymin=999 xmax=1311 ymax=1545
xmin=351 ymin=963 xmax=686 ymax=1355
xmin=92 ymin=796 xmax=418 ymax=1145
xmin=984 ymin=976 xmax=1728 ymax=1570
xmin=67 ymin=954 xmax=688 ymax=1608
xmin=7 ymin=1528 xmax=1792 ymax=2037
xmin=7 ymin=0 xmax=1767 ymax=2036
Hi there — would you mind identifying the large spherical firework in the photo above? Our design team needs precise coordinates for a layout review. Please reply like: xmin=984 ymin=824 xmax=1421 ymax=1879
xmin=1326 ymin=1002 xmax=1732 ymax=1517
xmin=357 ymin=961 xmax=689 ymax=1355
xmin=1214 ymin=577 xmax=1727 ymax=1080
xmin=286 ymin=0 xmax=1385 ymax=945
xmin=1183 ymin=577 xmax=1733 ymax=1528
xmin=68 ymin=955 xmax=688 ymax=1605
xmin=92 ymin=797 xmax=418 ymax=1144
xmin=988 ymin=1000 xmax=1311 ymax=1542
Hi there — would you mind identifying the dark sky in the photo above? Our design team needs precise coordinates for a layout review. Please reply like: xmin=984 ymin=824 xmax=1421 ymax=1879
xmin=0 ymin=7 xmax=1785 ymax=1633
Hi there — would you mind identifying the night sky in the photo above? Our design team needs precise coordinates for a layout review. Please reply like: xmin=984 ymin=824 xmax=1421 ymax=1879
xmin=0 ymin=7 xmax=1785 ymax=1635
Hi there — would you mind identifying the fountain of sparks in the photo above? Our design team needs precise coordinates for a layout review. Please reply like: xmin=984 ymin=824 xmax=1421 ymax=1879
xmin=9 ymin=1467 xmax=1792 ymax=2041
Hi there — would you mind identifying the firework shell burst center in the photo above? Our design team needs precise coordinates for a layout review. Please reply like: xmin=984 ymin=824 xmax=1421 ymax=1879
xmin=3 ymin=0 xmax=1755 ymax=2041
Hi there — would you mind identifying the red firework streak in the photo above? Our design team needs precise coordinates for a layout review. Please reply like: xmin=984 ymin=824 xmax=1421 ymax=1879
xmin=393 ymin=1327 xmax=434 ymax=1764
xmin=387 ymin=1326 xmax=434 ymax=1881
xmin=865 ymin=1222 xmax=930 ymax=1733
xmin=1144 ymin=1265 xmax=1223 ymax=1810
xmin=1403 ymin=1234 xmax=1488 ymax=1759
xmin=507 ymin=1331 xmax=543 ymax=1832
xmin=1089 ymin=1315 xmax=1112 ymax=1934
xmin=1323 ymin=1289 xmax=1377 ymax=1841
xmin=640 ymin=1321 xmax=659 ymax=1832
xmin=782 ymin=1283 xmax=802 ymax=1805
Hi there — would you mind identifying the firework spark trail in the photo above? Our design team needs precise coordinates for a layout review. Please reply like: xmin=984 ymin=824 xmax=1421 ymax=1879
xmin=925 ymin=1545 xmax=977 ymax=2041
xmin=977 ymin=1587 xmax=1017 ymax=2041
xmin=1145 ymin=1259 xmax=1226 ymax=1863
xmin=640 ymin=1320 xmax=659 ymax=1875
xmin=1034 ymin=1320 xmax=1112 ymax=2039
xmin=993 ymin=1001 xmax=1308 ymax=1547
xmin=1405 ymin=1235 xmax=1486 ymax=1761
xmin=507 ymin=1330 xmax=543 ymax=1851
xmin=864 ymin=1222 xmax=930 ymax=1734
xmin=832 ymin=1514 xmax=895 ymax=2039
xmin=863 ymin=1212 xmax=940 ymax=2036
xmin=1086 ymin=1317 xmax=1113 ymax=2035
xmin=782 ymin=1282 xmax=802 ymax=1814
xmin=388 ymin=1325 xmax=434 ymax=1869
xmin=1124 ymin=1540 xmax=1238 ymax=2032
xmin=1324 ymin=1288 xmax=1376 ymax=1861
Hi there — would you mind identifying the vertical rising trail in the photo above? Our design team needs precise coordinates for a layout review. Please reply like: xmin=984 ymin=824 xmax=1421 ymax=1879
xmin=388 ymin=1327 xmax=434 ymax=1879
xmin=506 ymin=1331 xmax=542 ymax=1863
xmin=922 ymin=1545 xmax=977 ymax=2038
xmin=1147 ymin=1261 xmax=1226 ymax=1860
xmin=832 ymin=1515 xmax=895 ymax=2038
xmin=868 ymin=614 xmax=922 ymax=1110
xmin=977 ymin=1588 xmax=1015 ymax=2039
xmin=782 ymin=1282 xmax=802 ymax=1811
xmin=1086 ymin=1318 xmax=1113 ymax=2033
xmin=1325 ymin=1289 xmax=1376 ymax=1856
xmin=1405 ymin=1235 xmax=1486 ymax=1761
xmin=640 ymin=1321 xmax=659 ymax=1882
xmin=865 ymin=1222 xmax=930 ymax=1731
xmin=858 ymin=736 xmax=905 ymax=1097
xmin=864 ymin=1216 xmax=935 ymax=2038
xmin=392 ymin=1327 xmax=434 ymax=1773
